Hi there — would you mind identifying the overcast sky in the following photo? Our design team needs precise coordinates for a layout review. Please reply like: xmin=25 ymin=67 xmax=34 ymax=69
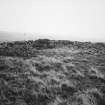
xmin=0 ymin=0 xmax=105 ymax=41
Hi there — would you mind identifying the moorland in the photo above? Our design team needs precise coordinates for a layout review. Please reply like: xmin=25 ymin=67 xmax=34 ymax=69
xmin=0 ymin=39 xmax=105 ymax=105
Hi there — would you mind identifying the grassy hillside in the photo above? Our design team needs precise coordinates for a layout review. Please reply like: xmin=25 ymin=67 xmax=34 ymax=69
xmin=0 ymin=39 xmax=105 ymax=105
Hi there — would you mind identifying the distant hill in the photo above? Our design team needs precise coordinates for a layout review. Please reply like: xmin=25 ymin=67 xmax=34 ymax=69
xmin=0 ymin=31 xmax=43 ymax=42
xmin=0 ymin=31 xmax=57 ymax=42
xmin=0 ymin=31 xmax=24 ymax=42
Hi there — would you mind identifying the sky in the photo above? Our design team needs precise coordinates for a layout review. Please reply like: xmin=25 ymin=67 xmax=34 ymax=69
xmin=0 ymin=0 xmax=105 ymax=41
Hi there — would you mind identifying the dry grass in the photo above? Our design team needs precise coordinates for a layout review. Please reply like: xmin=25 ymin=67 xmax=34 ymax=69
xmin=0 ymin=40 xmax=105 ymax=105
